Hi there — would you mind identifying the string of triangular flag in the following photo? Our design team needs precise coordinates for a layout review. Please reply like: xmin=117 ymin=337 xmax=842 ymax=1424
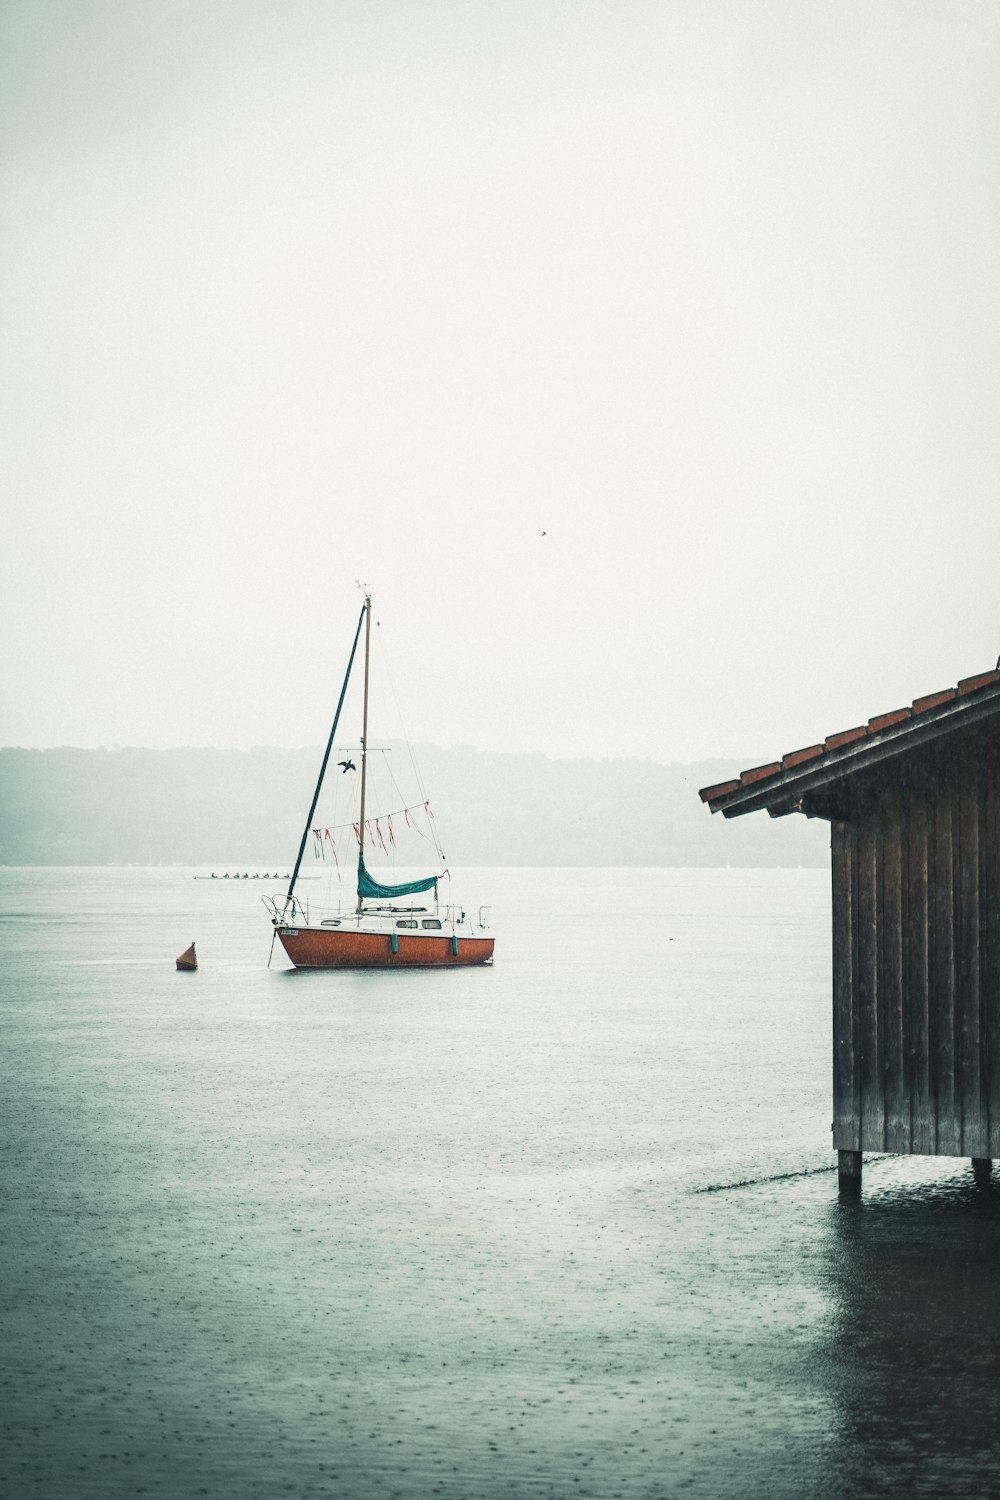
xmin=312 ymin=801 xmax=433 ymax=860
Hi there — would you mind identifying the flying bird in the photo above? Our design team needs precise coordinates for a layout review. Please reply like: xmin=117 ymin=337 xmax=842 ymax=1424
xmin=338 ymin=759 xmax=356 ymax=773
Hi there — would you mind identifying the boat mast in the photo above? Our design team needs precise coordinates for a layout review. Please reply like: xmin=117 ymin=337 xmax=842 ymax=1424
xmin=356 ymin=593 xmax=372 ymax=913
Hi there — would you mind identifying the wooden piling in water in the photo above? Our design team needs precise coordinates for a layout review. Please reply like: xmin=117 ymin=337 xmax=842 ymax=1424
xmin=838 ymin=1150 xmax=862 ymax=1195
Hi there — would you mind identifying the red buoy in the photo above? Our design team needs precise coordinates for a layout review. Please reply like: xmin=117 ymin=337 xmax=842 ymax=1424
xmin=176 ymin=942 xmax=197 ymax=971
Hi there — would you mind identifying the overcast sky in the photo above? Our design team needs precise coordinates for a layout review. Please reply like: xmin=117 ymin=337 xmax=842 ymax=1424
xmin=4 ymin=1 xmax=1000 ymax=766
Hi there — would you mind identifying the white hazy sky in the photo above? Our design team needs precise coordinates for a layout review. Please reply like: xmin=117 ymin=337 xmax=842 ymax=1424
xmin=4 ymin=1 xmax=1000 ymax=764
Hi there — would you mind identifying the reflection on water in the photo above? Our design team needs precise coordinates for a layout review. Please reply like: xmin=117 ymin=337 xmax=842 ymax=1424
xmin=822 ymin=1164 xmax=1000 ymax=1499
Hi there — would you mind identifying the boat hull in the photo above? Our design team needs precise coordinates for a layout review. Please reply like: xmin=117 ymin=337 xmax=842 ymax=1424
xmin=275 ymin=925 xmax=494 ymax=969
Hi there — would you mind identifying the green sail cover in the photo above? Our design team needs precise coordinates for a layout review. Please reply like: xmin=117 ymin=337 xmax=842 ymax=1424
xmin=357 ymin=853 xmax=438 ymax=901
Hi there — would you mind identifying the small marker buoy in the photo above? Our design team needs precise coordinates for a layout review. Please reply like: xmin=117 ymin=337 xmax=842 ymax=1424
xmin=176 ymin=942 xmax=197 ymax=971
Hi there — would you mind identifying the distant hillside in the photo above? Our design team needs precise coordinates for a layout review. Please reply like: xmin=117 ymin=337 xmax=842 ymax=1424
xmin=0 ymin=745 xmax=828 ymax=867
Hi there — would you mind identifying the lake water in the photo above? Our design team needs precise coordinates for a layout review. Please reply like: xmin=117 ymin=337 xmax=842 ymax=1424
xmin=3 ymin=865 xmax=1000 ymax=1499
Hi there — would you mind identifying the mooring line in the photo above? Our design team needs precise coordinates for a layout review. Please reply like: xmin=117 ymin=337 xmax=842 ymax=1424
xmin=693 ymin=1163 xmax=839 ymax=1194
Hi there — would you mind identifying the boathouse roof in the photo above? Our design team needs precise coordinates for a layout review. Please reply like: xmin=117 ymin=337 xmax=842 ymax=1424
xmin=699 ymin=666 xmax=1000 ymax=821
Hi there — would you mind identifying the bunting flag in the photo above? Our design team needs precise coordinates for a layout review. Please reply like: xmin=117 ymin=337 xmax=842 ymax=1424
xmin=353 ymin=822 xmax=362 ymax=848
xmin=374 ymin=818 xmax=388 ymax=854
xmin=387 ymin=814 xmax=395 ymax=847
xmin=324 ymin=828 xmax=340 ymax=870
xmin=312 ymin=829 xmax=324 ymax=859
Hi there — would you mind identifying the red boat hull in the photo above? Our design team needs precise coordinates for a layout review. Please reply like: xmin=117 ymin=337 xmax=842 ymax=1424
xmin=276 ymin=926 xmax=494 ymax=969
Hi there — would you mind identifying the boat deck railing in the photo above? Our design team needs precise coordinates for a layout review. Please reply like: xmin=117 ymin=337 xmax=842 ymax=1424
xmin=264 ymin=893 xmax=490 ymax=931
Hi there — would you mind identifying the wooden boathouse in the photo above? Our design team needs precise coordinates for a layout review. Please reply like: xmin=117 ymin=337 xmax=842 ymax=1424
xmin=699 ymin=667 xmax=1000 ymax=1192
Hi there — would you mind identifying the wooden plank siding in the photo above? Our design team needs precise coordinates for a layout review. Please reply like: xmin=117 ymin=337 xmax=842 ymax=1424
xmin=831 ymin=821 xmax=857 ymax=1149
xmin=832 ymin=725 xmax=1000 ymax=1158
xmin=933 ymin=746 xmax=960 ymax=1153
xmin=906 ymin=779 xmax=933 ymax=1153
xmin=856 ymin=816 xmax=881 ymax=1149
xmin=958 ymin=733 xmax=984 ymax=1154
xmin=882 ymin=791 xmax=907 ymax=1152
xmin=985 ymin=733 xmax=1000 ymax=1157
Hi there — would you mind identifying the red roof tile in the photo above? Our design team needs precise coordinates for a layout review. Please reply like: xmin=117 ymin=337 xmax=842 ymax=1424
xmin=959 ymin=670 xmax=1000 ymax=695
xmin=867 ymin=708 xmax=910 ymax=733
xmin=741 ymin=761 xmax=782 ymax=786
xmin=913 ymin=689 xmax=957 ymax=714
xmin=698 ymin=778 xmax=741 ymax=803
xmin=825 ymin=726 xmax=866 ymax=751
xmin=782 ymin=744 xmax=824 ymax=769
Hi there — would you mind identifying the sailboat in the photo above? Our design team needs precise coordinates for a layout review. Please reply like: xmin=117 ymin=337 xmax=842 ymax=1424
xmin=265 ymin=594 xmax=495 ymax=969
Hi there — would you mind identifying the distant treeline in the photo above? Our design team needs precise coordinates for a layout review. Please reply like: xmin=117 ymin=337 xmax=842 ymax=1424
xmin=0 ymin=745 xmax=828 ymax=867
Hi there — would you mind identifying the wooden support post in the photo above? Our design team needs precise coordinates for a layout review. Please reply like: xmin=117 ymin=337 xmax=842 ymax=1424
xmin=838 ymin=1150 xmax=862 ymax=1195
xmin=972 ymin=1157 xmax=992 ymax=1186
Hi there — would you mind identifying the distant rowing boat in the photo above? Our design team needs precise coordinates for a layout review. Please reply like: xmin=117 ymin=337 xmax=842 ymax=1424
xmin=194 ymin=873 xmax=318 ymax=881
